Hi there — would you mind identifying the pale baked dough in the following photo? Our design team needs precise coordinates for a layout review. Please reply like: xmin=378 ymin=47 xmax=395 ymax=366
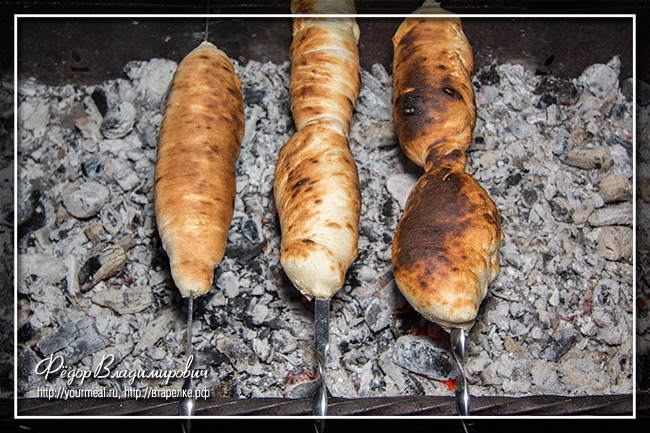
xmin=155 ymin=41 xmax=244 ymax=298
xmin=274 ymin=0 xmax=361 ymax=299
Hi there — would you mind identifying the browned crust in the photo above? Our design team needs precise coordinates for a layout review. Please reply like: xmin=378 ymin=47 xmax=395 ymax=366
xmin=154 ymin=42 xmax=244 ymax=298
xmin=274 ymin=0 xmax=361 ymax=299
xmin=392 ymin=167 xmax=502 ymax=330
xmin=291 ymin=0 xmax=357 ymax=15
xmin=289 ymin=0 xmax=360 ymax=132
xmin=392 ymin=12 xmax=475 ymax=169
xmin=274 ymin=123 xmax=361 ymax=298
xmin=391 ymin=3 xmax=503 ymax=331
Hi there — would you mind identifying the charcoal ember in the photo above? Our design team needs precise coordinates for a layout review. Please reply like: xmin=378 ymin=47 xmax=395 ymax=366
xmin=549 ymin=196 xmax=573 ymax=222
xmin=357 ymin=362 xmax=385 ymax=397
xmin=272 ymin=328 xmax=298 ymax=355
xmin=359 ymin=219 xmax=380 ymax=242
xmin=476 ymin=63 xmax=500 ymax=86
xmin=101 ymin=102 xmax=136 ymax=139
xmin=578 ymin=57 xmax=620 ymax=99
xmin=246 ymin=297 xmax=277 ymax=325
xmin=216 ymin=270 xmax=240 ymax=299
xmin=18 ymin=190 xmax=46 ymax=240
xmin=225 ymin=240 xmax=267 ymax=262
xmin=17 ymin=347 xmax=45 ymax=394
xmin=587 ymin=202 xmax=633 ymax=227
xmin=572 ymin=199 xmax=596 ymax=225
xmin=592 ymin=226 xmax=633 ymax=261
xmin=285 ymin=377 xmax=318 ymax=399
xmin=392 ymin=335 xmax=457 ymax=381
xmin=551 ymin=128 xmax=571 ymax=155
xmin=364 ymin=298 xmax=391 ymax=333
xmin=17 ymin=77 xmax=44 ymax=97
xmin=565 ymin=146 xmax=613 ymax=171
xmin=91 ymin=88 xmax=108 ymax=116
xmin=545 ymin=104 xmax=563 ymax=126
xmin=91 ymin=334 xmax=133 ymax=374
xmin=36 ymin=317 xmax=109 ymax=365
xmin=619 ymin=77 xmax=633 ymax=102
xmin=386 ymin=173 xmax=418 ymax=210
xmin=542 ymin=326 xmax=580 ymax=362
xmin=215 ymin=335 xmax=257 ymax=373
xmin=252 ymin=334 xmax=274 ymax=363
xmin=521 ymin=187 xmax=539 ymax=208
xmin=598 ymin=174 xmax=632 ymax=203
xmin=123 ymin=58 xmax=177 ymax=109
xmin=242 ymin=85 xmax=265 ymax=105
xmin=504 ymin=172 xmax=522 ymax=188
xmin=91 ymin=285 xmax=153 ymax=315
xmin=193 ymin=348 xmax=229 ymax=368
xmin=377 ymin=278 xmax=406 ymax=311
xmin=80 ymin=153 xmax=104 ymax=180
xmin=479 ymin=151 xmax=499 ymax=169
xmin=510 ymin=120 xmax=536 ymax=139
xmin=132 ymin=308 xmax=180 ymax=356
xmin=20 ymin=100 xmax=50 ymax=131
xmin=592 ymin=279 xmax=631 ymax=345
xmin=84 ymin=222 xmax=109 ymax=245
xmin=241 ymin=218 xmax=261 ymax=243
xmin=99 ymin=204 xmax=122 ymax=236
xmin=18 ymin=253 xmax=67 ymax=292
xmin=61 ymin=181 xmax=110 ymax=219
xmin=355 ymin=68 xmax=392 ymax=121
xmin=78 ymin=243 xmax=128 ymax=291
xmin=534 ymin=75 xmax=578 ymax=105
xmin=559 ymin=350 xmax=610 ymax=394
xmin=74 ymin=112 xmax=102 ymax=143
xmin=109 ymin=156 xmax=141 ymax=191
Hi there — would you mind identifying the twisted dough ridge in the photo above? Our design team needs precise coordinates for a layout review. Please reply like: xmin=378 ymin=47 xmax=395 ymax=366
xmin=274 ymin=0 xmax=361 ymax=299
xmin=391 ymin=1 xmax=503 ymax=332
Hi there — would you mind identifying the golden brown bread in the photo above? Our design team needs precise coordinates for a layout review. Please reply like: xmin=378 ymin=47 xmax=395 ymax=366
xmin=274 ymin=0 xmax=361 ymax=299
xmin=274 ymin=121 xmax=361 ymax=299
xmin=391 ymin=1 xmax=503 ymax=332
xmin=154 ymin=41 xmax=244 ymax=298
xmin=289 ymin=0 xmax=360 ymax=133
xmin=392 ymin=0 xmax=475 ymax=169
xmin=392 ymin=167 xmax=502 ymax=331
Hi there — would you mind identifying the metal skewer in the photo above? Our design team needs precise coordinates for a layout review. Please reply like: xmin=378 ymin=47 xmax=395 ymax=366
xmin=180 ymin=0 xmax=208 ymax=426
xmin=179 ymin=294 xmax=195 ymax=433
xmin=312 ymin=298 xmax=330 ymax=433
xmin=450 ymin=327 xmax=470 ymax=417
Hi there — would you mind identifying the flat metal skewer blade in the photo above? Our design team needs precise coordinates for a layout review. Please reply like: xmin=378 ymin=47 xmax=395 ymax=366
xmin=180 ymin=295 xmax=196 ymax=432
xmin=450 ymin=327 xmax=470 ymax=416
xmin=312 ymin=298 xmax=330 ymax=432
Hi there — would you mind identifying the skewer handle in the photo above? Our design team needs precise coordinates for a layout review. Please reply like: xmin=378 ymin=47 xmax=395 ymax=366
xmin=450 ymin=327 xmax=470 ymax=416
xmin=180 ymin=295 xmax=196 ymax=432
xmin=312 ymin=298 xmax=330 ymax=431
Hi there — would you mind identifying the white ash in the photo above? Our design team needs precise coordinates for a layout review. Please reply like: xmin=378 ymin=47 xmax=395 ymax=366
xmin=0 ymin=74 xmax=13 ymax=398
xmin=15 ymin=51 xmax=634 ymax=401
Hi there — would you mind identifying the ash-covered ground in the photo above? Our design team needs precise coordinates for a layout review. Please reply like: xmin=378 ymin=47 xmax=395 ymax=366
xmin=0 ymin=74 xmax=13 ymax=399
xmin=14 ymin=47 xmax=636 ymax=404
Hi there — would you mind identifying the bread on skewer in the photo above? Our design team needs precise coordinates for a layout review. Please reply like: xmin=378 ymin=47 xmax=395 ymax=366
xmin=274 ymin=0 xmax=361 ymax=300
xmin=391 ymin=1 xmax=503 ymax=332
xmin=155 ymin=41 xmax=245 ymax=298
